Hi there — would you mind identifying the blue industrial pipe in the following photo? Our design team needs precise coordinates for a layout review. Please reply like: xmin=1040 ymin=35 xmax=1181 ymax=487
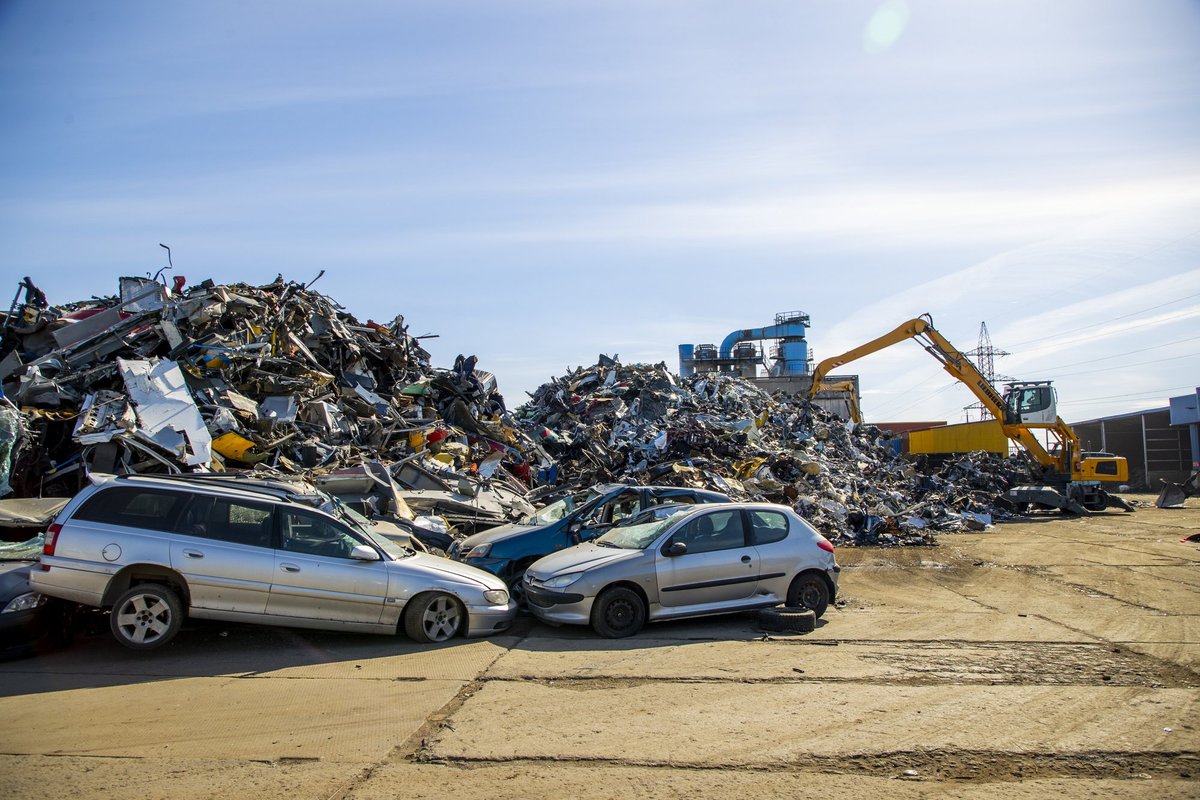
xmin=717 ymin=321 xmax=806 ymax=357
xmin=717 ymin=321 xmax=810 ymax=375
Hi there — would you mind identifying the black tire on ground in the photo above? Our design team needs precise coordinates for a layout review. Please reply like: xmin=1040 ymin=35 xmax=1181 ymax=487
xmin=109 ymin=583 xmax=183 ymax=651
xmin=590 ymin=586 xmax=646 ymax=638
xmin=786 ymin=571 xmax=830 ymax=618
xmin=507 ymin=570 xmax=527 ymax=608
xmin=404 ymin=592 xmax=465 ymax=643
xmin=759 ymin=606 xmax=816 ymax=633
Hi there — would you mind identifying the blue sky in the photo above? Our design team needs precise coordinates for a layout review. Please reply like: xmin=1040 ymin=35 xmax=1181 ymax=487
xmin=2 ymin=0 xmax=1197 ymax=423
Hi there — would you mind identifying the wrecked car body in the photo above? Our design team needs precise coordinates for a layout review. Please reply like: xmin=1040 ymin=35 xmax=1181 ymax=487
xmin=450 ymin=483 xmax=730 ymax=595
xmin=32 ymin=474 xmax=518 ymax=649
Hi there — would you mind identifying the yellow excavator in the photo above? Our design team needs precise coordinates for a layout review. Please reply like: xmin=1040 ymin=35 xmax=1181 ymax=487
xmin=809 ymin=314 xmax=1133 ymax=514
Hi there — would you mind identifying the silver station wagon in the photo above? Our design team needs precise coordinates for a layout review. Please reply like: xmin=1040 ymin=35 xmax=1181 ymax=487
xmin=524 ymin=503 xmax=839 ymax=637
xmin=32 ymin=474 xmax=516 ymax=650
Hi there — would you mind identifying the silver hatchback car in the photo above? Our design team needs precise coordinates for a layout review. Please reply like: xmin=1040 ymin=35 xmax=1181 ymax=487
xmin=524 ymin=503 xmax=839 ymax=637
xmin=32 ymin=474 xmax=516 ymax=650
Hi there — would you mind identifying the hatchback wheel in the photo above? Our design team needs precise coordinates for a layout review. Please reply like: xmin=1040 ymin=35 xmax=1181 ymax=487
xmin=404 ymin=593 xmax=464 ymax=643
xmin=110 ymin=584 xmax=183 ymax=650
xmin=786 ymin=572 xmax=830 ymax=618
xmin=590 ymin=586 xmax=646 ymax=638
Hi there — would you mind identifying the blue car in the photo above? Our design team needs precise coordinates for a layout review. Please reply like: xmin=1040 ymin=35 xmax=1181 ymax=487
xmin=449 ymin=483 xmax=730 ymax=599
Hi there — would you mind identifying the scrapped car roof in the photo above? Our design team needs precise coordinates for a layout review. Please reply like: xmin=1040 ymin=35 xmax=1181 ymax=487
xmin=97 ymin=473 xmax=327 ymax=505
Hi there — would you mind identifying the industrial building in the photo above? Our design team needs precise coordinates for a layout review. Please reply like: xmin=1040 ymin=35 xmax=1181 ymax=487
xmin=1072 ymin=392 xmax=1197 ymax=489
xmin=678 ymin=311 xmax=860 ymax=419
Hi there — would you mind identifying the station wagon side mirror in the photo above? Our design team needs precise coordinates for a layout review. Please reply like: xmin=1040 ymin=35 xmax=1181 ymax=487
xmin=350 ymin=545 xmax=381 ymax=561
xmin=666 ymin=541 xmax=688 ymax=557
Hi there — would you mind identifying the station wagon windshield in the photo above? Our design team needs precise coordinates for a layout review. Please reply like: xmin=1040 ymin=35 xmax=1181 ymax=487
xmin=595 ymin=510 xmax=691 ymax=549
xmin=330 ymin=499 xmax=411 ymax=558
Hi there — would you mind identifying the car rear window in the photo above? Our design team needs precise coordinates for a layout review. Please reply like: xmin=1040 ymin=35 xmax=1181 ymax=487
xmin=749 ymin=510 xmax=789 ymax=545
xmin=73 ymin=486 xmax=187 ymax=531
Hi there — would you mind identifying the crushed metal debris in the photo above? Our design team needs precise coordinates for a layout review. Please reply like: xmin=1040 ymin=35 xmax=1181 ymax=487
xmin=2 ymin=274 xmax=1025 ymax=548
xmin=515 ymin=358 xmax=1025 ymax=545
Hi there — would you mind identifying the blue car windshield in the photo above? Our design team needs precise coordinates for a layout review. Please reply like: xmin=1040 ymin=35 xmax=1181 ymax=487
xmin=596 ymin=509 xmax=692 ymax=549
xmin=520 ymin=491 xmax=596 ymax=526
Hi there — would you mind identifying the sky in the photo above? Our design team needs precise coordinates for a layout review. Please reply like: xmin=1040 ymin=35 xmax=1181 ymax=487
xmin=1 ymin=0 xmax=1197 ymax=424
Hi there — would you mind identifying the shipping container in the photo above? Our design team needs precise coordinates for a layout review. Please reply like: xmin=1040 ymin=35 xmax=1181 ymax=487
xmin=908 ymin=419 xmax=1008 ymax=455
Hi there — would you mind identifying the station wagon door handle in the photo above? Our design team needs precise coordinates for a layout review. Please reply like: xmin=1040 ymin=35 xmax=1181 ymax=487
xmin=741 ymin=555 xmax=752 ymax=564
xmin=183 ymin=549 xmax=204 ymax=559
xmin=280 ymin=563 xmax=301 ymax=573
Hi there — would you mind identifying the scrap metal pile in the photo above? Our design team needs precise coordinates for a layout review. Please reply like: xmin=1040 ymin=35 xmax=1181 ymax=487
xmin=515 ymin=358 xmax=1023 ymax=545
xmin=0 ymin=275 xmax=540 ymax=537
xmin=1 ymin=273 xmax=1023 ymax=547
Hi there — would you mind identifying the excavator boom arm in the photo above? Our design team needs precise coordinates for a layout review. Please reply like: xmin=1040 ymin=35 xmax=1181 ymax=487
xmin=810 ymin=317 xmax=933 ymax=388
xmin=808 ymin=315 xmax=1075 ymax=473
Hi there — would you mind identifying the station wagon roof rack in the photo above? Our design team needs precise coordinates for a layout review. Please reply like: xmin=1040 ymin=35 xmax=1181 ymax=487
xmin=109 ymin=472 xmax=324 ymax=503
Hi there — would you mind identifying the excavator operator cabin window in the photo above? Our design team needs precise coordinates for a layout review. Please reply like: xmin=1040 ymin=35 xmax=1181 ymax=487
xmin=1019 ymin=387 xmax=1053 ymax=413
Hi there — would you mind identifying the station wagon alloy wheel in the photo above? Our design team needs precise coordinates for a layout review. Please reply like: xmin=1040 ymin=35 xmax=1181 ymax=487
xmin=110 ymin=584 xmax=182 ymax=650
xmin=404 ymin=593 xmax=464 ymax=643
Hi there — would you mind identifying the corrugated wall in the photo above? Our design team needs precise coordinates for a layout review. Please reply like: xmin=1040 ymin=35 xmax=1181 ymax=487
xmin=1074 ymin=409 xmax=1192 ymax=489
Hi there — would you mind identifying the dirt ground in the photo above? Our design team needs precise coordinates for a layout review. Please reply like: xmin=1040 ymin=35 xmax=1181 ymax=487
xmin=1 ymin=496 xmax=1196 ymax=799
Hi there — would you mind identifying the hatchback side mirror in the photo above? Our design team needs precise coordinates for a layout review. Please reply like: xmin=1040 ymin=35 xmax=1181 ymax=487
xmin=350 ymin=545 xmax=381 ymax=561
xmin=666 ymin=541 xmax=688 ymax=557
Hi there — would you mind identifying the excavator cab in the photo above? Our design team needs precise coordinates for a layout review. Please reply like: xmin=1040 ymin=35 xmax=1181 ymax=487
xmin=1003 ymin=381 xmax=1058 ymax=425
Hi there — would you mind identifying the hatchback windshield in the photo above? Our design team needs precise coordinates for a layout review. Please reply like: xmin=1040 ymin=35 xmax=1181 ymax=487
xmin=595 ymin=509 xmax=692 ymax=549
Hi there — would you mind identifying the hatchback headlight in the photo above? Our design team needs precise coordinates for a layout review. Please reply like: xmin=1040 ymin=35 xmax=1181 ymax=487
xmin=483 ymin=589 xmax=509 ymax=605
xmin=466 ymin=543 xmax=492 ymax=559
xmin=2 ymin=592 xmax=48 ymax=614
xmin=543 ymin=572 xmax=582 ymax=589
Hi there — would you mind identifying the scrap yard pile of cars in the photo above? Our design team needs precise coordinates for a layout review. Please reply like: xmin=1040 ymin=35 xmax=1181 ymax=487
xmin=0 ymin=272 xmax=1033 ymax=653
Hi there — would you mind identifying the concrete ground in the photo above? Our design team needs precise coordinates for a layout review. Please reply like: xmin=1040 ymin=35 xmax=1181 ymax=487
xmin=1 ymin=498 xmax=1197 ymax=798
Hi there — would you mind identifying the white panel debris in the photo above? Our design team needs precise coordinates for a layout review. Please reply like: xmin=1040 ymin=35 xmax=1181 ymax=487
xmin=118 ymin=358 xmax=213 ymax=467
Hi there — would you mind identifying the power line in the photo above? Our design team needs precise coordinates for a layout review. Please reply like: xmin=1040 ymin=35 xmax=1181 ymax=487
xmin=1050 ymin=353 xmax=1198 ymax=379
xmin=1003 ymin=291 xmax=1200 ymax=350
xmin=853 ymin=286 xmax=1199 ymax=420
xmin=1022 ymin=334 xmax=1200 ymax=373
xmin=1010 ymin=306 xmax=1200 ymax=358
xmin=1056 ymin=384 xmax=1197 ymax=405
xmin=1002 ymin=228 xmax=1200 ymax=349
xmin=869 ymin=380 xmax=961 ymax=420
